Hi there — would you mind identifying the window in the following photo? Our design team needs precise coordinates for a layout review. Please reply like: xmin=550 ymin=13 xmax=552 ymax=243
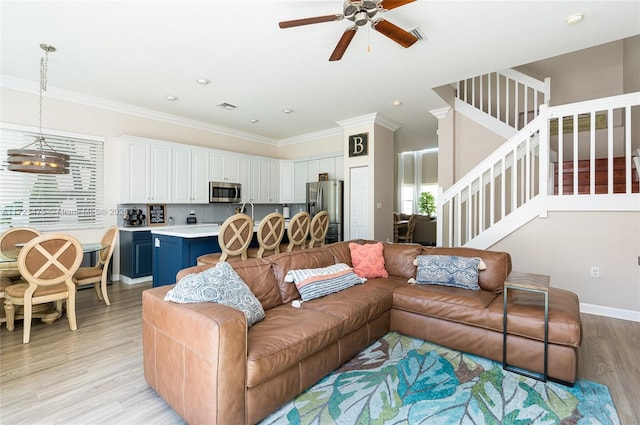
xmin=0 ymin=124 xmax=104 ymax=231
xmin=398 ymin=149 xmax=438 ymax=215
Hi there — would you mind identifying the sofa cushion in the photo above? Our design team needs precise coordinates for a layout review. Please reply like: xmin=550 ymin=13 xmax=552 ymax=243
xmin=349 ymin=242 xmax=388 ymax=279
xmin=422 ymin=247 xmax=511 ymax=293
xmin=486 ymin=287 xmax=582 ymax=347
xmin=270 ymin=248 xmax=337 ymax=304
xmin=393 ymin=284 xmax=498 ymax=329
xmin=246 ymin=305 xmax=344 ymax=387
xmin=231 ymin=258 xmax=282 ymax=310
xmin=164 ymin=262 xmax=265 ymax=326
xmin=382 ymin=242 xmax=423 ymax=279
xmin=302 ymin=281 xmax=394 ymax=335
xmin=413 ymin=255 xmax=482 ymax=290
xmin=324 ymin=239 xmax=365 ymax=266
xmin=286 ymin=263 xmax=365 ymax=301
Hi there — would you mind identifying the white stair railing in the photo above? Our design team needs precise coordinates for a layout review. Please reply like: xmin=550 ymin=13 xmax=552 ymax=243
xmin=456 ymin=69 xmax=551 ymax=132
xmin=438 ymin=92 xmax=640 ymax=249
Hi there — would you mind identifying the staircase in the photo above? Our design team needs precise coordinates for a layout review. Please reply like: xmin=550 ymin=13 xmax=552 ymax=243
xmin=554 ymin=157 xmax=639 ymax=195
xmin=438 ymin=69 xmax=640 ymax=249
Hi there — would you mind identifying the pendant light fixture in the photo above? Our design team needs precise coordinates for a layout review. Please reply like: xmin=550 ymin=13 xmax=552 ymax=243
xmin=7 ymin=44 xmax=70 ymax=174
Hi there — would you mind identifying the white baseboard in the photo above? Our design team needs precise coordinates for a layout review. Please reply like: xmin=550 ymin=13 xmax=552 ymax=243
xmin=120 ymin=275 xmax=153 ymax=285
xmin=580 ymin=303 xmax=640 ymax=322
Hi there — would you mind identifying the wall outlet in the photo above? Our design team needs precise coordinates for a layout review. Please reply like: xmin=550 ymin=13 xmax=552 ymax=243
xmin=590 ymin=266 xmax=600 ymax=278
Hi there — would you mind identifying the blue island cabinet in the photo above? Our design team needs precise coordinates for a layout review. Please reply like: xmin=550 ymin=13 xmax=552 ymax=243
xmin=152 ymin=233 xmax=220 ymax=287
xmin=120 ymin=230 xmax=153 ymax=281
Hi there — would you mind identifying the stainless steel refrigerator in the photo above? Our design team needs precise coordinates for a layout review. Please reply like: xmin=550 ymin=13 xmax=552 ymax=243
xmin=306 ymin=180 xmax=344 ymax=244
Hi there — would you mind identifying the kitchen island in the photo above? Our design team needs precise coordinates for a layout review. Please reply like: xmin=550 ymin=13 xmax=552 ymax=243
xmin=150 ymin=225 xmax=223 ymax=287
xmin=150 ymin=223 xmax=268 ymax=287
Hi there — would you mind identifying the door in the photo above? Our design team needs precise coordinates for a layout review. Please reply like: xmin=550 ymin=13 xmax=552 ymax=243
xmin=350 ymin=166 xmax=369 ymax=239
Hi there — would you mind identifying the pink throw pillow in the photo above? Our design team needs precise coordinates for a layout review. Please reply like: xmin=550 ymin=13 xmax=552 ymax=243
xmin=349 ymin=242 xmax=388 ymax=279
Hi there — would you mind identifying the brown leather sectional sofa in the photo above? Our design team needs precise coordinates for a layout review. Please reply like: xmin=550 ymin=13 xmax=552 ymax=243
xmin=142 ymin=240 xmax=582 ymax=425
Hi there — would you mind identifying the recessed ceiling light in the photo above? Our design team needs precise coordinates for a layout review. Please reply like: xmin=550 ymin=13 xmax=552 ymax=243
xmin=566 ymin=13 xmax=584 ymax=25
xmin=393 ymin=100 xmax=402 ymax=107
xmin=196 ymin=78 xmax=210 ymax=85
xmin=166 ymin=95 xmax=178 ymax=101
xmin=282 ymin=108 xmax=294 ymax=114
xmin=249 ymin=119 xmax=259 ymax=124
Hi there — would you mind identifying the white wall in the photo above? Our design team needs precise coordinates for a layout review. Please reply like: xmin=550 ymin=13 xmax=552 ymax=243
xmin=491 ymin=211 xmax=640 ymax=318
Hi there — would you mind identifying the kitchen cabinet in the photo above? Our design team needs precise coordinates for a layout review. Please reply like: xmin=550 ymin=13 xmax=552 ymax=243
xmin=319 ymin=157 xmax=336 ymax=180
xmin=121 ymin=137 xmax=171 ymax=203
xmin=172 ymin=146 xmax=209 ymax=203
xmin=307 ymin=160 xmax=320 ymax=183
xmin=209 ymin=151 xmax=240 ymax=183
xmin=151 ymin=233 xmax=219 ymax=287
xmin=119 ymin=230 xmax=152 ymax=281
xmin=335 ymin=155 xmax=345 ymax=180
xmin=248 ymin=158 xmax=279 ymax=203
xmin=293 ymin=161 xmax=308 ymax=203
xmin=268 ymin=160 xmax=279 ymax=203
xmin=279 ymin=162 xmax=294 ymax=204
xmin=238 ymin=157 xmax=250 ymax=202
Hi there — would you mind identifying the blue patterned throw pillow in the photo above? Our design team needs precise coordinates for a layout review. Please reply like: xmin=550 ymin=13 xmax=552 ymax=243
xmin=164 ymin=261 xmax=265 ymax=326
xmin=413 ymin=255 xmax=482 ymax=290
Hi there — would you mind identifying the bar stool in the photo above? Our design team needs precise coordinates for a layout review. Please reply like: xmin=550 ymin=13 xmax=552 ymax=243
xmin=247 ymin=212 xmax=285 ymax=258
xmin=280 ymin=211 xmax=310 ymax=252
xmin=197 ymin=214 xmax=254 ymax=265
xmin=308 ymin=211 xmax=329 ymax=248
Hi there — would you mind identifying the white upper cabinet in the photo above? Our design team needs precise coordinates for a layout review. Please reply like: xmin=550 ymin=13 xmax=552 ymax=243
xmin=307 ymin=160 xmax=320 ymax=183
xmin=319 ymin=157 xmax=336 ymax=180
xmin=120 ymin=137 xmax=171 ymax=203
xmin=279 ymin=162 xmax=294 ymax=204
xmin=209 ymin=151 xmax=240 ymax=183
xmin=335 ymin=155 xmax=345 ymax=181
xmin=293 ymin=161 xmax=308 ymax=203
xmin=173 ymin=146 xmax=209 ymax=204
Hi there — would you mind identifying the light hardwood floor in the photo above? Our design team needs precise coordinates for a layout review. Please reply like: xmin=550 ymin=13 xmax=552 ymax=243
xmin=1 ymin=281 xmax=639 ymax=424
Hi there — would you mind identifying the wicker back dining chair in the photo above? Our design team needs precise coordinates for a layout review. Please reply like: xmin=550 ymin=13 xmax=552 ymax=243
xmin=73 ymin=226 xmax=119 ymax=306
xmin=4 ymin=233 xmax=83 ymax=343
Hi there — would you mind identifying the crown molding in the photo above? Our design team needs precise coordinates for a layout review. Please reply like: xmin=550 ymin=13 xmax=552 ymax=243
xmin=1 ymin=75 xmax=280 ymax=146
xmin=278 ymin=126 xmax=343 ymax=145
xmin=429 ymin=107 xmax=451 ymax=119
xmin=337 ymin=112 xmax=401 ymax=132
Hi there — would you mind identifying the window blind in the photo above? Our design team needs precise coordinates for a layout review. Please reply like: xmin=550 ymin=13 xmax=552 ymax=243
xmin=0 ymin=124 xmax=104 ymax=231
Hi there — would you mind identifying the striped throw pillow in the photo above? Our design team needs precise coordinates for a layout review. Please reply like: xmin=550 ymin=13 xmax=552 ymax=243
xmin=286 ymin=263 xmax=365 ymax=301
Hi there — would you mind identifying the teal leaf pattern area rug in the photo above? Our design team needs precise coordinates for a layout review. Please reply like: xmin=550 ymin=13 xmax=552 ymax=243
xmin=260 ymin=332 xmax=619 ymax=425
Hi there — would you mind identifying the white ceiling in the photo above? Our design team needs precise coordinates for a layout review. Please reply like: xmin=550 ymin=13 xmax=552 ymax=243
xmin=1 ymin=1 xmax=639 ymax=152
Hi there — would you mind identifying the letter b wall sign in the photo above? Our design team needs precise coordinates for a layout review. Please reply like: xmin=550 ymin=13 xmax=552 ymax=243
xmin=348 ymin=133 xmax=368 ymax=157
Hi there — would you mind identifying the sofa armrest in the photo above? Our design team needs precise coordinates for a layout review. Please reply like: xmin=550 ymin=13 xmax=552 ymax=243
xmin=143 ymin=285 xmax=247 ymax=425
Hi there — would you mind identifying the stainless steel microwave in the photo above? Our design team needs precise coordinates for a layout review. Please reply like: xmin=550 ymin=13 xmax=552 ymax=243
xmin=209 ymin=182 xmax=241 ymax=203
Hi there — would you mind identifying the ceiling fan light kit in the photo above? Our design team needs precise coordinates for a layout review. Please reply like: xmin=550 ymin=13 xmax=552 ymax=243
xmin=279 ymin=0 xmax=418 ymax=61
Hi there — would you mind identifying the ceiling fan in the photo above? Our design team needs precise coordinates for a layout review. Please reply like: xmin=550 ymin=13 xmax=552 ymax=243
xmin=279 ymin=0 xmax=419 ymax=61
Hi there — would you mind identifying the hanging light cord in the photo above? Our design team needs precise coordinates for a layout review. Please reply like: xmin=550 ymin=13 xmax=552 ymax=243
xmin=34 ymin=46 xmax=58 ymax=152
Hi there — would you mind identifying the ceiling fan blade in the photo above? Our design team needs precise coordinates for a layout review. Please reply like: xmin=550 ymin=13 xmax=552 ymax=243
xmin=279 ymin=14 xmax=342 ymax=29
xmin=380 ymin=0 xmax=416 ymax=11
xmin=329 ymin=27 xmax=357 ymax=61
xmin=372 ymin=19 xmax=418 ymax=48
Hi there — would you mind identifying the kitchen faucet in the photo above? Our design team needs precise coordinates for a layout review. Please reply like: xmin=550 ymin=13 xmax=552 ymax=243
xmin=240 ymin=200 xmax=254 ymax=221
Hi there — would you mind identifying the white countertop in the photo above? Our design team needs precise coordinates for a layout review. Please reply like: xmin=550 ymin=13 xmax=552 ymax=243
xmin=150 ymin=224 xmax=226 ymax=238
xmin=122 ymin=219 xmax=289 ymax=238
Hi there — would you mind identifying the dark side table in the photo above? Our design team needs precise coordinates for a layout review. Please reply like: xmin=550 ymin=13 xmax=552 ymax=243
xmin=502 ymin=272 xmax=550 ymax=382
